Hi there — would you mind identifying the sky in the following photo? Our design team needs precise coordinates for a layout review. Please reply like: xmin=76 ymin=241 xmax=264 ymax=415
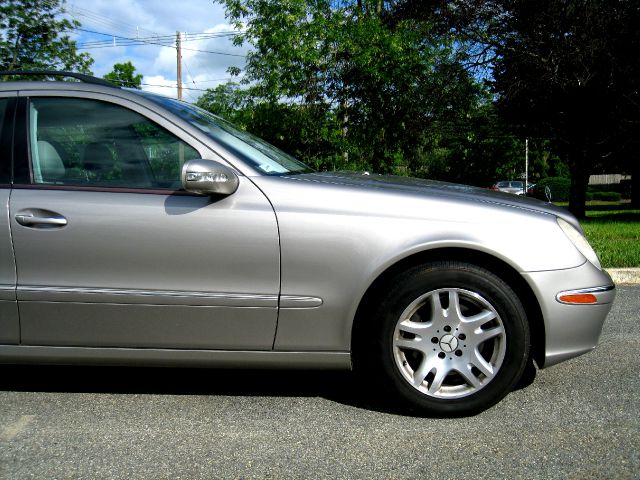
xmin=63 ymin=0 xmax=249 ymax=102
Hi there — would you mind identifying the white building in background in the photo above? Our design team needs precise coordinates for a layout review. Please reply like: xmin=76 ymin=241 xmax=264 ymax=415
xmin=589 ymin=174 xmax=631 ymax=185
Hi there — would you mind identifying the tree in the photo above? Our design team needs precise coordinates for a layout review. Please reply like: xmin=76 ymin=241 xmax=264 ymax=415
xmin=0 ymin=0 xmax=93 ymax=74
xmin=217 ymin=0 xmax=484 ymax=175
xmin=195 ymin=82 xmax=252 ymax=121
xmin=491 ymin=0 xmax=640 ymax=217
xmin=393 ymin=1 xmax=640 ymax=215
xmin=196 ymin=82 xmax=351 ymax=171
xmin=103 ymin=61 xmax=143 ymax=89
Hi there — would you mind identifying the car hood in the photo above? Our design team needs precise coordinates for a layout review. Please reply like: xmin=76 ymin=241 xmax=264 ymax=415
xmin=286 ymin=171 xmax=581 ymax=230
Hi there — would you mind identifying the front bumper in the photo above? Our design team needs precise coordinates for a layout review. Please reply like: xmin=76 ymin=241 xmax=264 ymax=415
xmin=522 ymin=262 xmax=615 ymax=368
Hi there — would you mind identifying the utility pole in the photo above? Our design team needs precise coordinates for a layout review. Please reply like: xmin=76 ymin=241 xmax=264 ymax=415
xmin=176 ymin=31 xmax=183 ymax=100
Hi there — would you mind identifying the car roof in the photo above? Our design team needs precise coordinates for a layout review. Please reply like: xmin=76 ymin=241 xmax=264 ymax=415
xmin=1 ymin=80 xmax=122 ymax=93
xmin=0 ymin=70 xmax=115 ymax=86
xmin=0 ymin=80 xmax=181 ymax=122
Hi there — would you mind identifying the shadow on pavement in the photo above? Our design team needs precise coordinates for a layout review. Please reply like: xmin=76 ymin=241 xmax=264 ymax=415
xmin=0 ymin=362 xmax=539 ymax=417
xmin=0 ymin=364 xmax=405 ymax=415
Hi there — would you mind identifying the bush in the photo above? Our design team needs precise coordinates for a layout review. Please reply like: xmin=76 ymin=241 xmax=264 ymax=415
xmin=587 ymin=182 xmax=631 ymax=199
xmin=534 ymin=177 xmax=571 ymax=202
xmin=592 ymin=191 xmax=622 ymax=202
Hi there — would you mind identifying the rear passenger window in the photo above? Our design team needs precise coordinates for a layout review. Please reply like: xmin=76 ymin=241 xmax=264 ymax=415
xmin=28 ymin=97 xmax=201 ymax=189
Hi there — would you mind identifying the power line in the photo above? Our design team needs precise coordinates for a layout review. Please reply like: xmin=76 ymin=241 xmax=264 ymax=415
xmin=66 ymin=4 xmax=162 ymax=39
xmin=141 ymin=82 xmax=222 ymax=92
xmin=66 ymin=5 xmax=241 ymax=46
xmin=189 ymin=77 xmax=237 ymax=84
xmin=78 ymin=32 xmax=239 ymax=48
xmin=104 ymin=78 xmax=232 ymax=92
xmin=73 ymin=27 xmax=246 ymax=57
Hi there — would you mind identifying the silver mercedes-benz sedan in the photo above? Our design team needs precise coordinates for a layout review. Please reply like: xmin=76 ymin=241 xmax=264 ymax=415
xmin=0 ymin=72 xmax=615 ymax=416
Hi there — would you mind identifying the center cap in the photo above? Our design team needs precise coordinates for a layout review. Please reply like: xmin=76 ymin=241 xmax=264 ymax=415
xmin=439 ymin=334 xmax=459 ymax=353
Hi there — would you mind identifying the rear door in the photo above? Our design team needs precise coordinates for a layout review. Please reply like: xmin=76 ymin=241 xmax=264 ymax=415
xmin=10 ymin=91 xmax=280 ymax=350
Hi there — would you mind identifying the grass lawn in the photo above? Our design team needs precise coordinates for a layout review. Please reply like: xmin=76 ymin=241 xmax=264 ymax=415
xmin=579 ymin=205 xmax=640 ymax=268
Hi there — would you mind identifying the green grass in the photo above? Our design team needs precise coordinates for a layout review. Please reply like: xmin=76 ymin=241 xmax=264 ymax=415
xmin=580 ymin=208 xmax=640 ymax=268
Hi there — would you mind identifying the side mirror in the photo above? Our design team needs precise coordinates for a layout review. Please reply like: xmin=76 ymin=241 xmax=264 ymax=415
xmin=181 ymin=159 xmax=239 ymax=196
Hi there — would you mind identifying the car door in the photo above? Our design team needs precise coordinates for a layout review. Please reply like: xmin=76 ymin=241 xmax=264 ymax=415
xmin=0 ymin=94 xmax=19 ymax=344
xmin=9 ymin=92 xmax=280 ymax=350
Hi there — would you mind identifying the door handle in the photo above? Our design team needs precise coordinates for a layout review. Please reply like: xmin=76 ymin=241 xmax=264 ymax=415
xmin=15 ymin=209 xmax=68 ymax=228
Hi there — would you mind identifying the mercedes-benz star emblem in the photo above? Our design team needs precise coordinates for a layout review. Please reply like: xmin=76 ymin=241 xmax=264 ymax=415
xmin=439 ymin=334 xmax=459 ymax=353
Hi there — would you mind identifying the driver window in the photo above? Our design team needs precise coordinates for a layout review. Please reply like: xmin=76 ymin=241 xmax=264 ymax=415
xmin=28 ymin=97 xmax=201 ymax=189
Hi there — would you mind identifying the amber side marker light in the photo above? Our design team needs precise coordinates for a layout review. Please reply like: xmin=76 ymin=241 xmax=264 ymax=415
xmin=558 ymin=294 xmax=598 ymax=304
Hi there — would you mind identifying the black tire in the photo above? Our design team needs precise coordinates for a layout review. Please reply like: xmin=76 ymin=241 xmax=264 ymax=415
xmin=366 ymin=261 xmax=529 ymax=416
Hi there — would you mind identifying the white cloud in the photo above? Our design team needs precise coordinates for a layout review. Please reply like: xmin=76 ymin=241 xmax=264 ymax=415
xmin=141 ymin=74 xmax=179 ymax=98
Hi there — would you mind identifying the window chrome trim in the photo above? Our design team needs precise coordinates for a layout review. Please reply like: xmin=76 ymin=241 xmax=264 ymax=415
xmin=12 ymin=183 xmax=197 ymax=196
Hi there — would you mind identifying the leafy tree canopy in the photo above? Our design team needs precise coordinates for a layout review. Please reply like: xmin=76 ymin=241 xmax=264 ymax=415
xmin=103 ymin=61 xmax=143 ymax=89
xmin=392 ymin=0 xmax=640 ymax=215
xmin=490 ymin=0 xmax=640 ymax=216
xmin=0 ymin=0 xmax=93 ymax=74
xmin=217 ymin=0 xmax=486 ymax=174
xmin=196 ymin=82 xmax=252 ymax=120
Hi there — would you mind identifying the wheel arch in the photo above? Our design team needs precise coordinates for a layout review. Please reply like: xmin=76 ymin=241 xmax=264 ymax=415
xmin=351 ymin=247 xmax=545 ymax=368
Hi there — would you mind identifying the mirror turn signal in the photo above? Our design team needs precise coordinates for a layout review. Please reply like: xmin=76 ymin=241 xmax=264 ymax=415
xmin=181 ymin=159 xmax=240 ymax=196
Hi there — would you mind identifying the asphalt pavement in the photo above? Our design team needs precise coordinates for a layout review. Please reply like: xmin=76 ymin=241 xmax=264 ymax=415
xmin=0 ymin=286 xmax=638 ymax=479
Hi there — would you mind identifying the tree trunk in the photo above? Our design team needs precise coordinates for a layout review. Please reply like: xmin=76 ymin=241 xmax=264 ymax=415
xmin=568 ymin=174 xmax=588 ymax=218
xmin=341 ymin=97 xmax=349 ymax=165
xmin=568 ymin=150 xmax=590 ymax=218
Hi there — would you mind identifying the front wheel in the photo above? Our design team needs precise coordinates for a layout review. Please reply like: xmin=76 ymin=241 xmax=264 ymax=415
xmin=369 ymin=261 xmax=530 ymax=416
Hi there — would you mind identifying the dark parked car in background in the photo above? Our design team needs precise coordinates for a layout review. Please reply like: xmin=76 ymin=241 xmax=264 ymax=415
xmin=489 ymin=180 xmax=535 ymax=195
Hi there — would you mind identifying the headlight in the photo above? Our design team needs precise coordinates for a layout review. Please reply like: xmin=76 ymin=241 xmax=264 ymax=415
xmin=557 ymin=217 xmax=602 ymax=270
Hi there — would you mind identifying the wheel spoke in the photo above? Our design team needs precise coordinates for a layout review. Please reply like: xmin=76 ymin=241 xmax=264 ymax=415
xmin=448 ymin=290 xmax=463 ymax=321
xmin=461 ymin=309 xmax=496 ymax=329
xmin=457 ymin=365 xmax=482 ymax=388
xmin=397 ymin=319 xmax=431 ymax=337
xmin=474 ymin=325 xmax=505 ymax=345
xmin=427 ymin=364 xmax=449 ymax=394
xmin=394 ymin=337 xmax=422 ymax=351
xmin=429 ymin=292 xmax=444 ymax=321
xmin=470 ymin=349 xmax=495 ymax=378
xmin=411 ymin=357 xmax=437 ymax=387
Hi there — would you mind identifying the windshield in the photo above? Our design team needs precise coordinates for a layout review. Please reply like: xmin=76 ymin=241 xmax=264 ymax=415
xmin=138 ymin=92 xmax=314 ymax=176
